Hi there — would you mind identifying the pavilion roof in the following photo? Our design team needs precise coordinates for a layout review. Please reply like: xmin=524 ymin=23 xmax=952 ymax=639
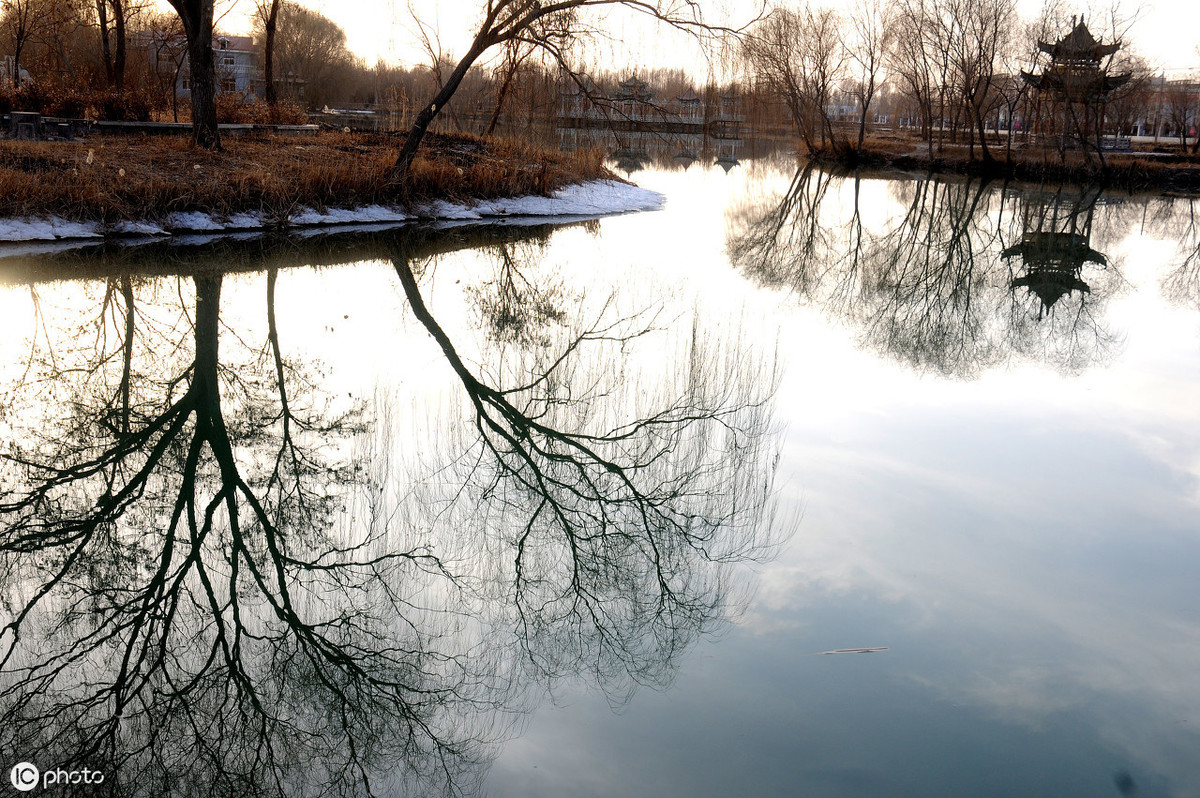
xmin=1001 ymin=232 xmax=1107 ymax=270
xmin=1019 ymin=68 xmax=1132 ymax=99
xmin=1038 ymin=20 xmax=1120 ymax=62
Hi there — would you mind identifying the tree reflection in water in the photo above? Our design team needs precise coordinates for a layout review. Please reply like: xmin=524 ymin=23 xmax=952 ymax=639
xmin=1157 ymin=196 xmax=1200 ymax=311
xmin=0 ymin=227 xmax=782 ymax=796
xmin=728 ymin=164 xmax=1126 ymax=377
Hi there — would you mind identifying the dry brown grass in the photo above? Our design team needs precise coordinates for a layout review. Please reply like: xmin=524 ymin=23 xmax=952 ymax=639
xmin=862 ymin=134 xmax=1200 ymax=191
xmin=0 ymin=131 xmax=610 ymax=224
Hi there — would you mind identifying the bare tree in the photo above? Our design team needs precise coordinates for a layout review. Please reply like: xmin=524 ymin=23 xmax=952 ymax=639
xmin=140 ymin=11 xmax=189 ymax=121
xmin=0 ymin=0 xmax=49 ymax=85
xmin=942 ymin=0 xmax=1016 ymax=163
xmin=94 ymin=0 xmax=128 ymax=89
xmin=391 ymin=0 xmax=755 ymax=178
xmin=1 ymin=0 xmax=91 ymax=86
xmin=742 ymin=4 xmax=847 ymax=154
xmin=1163 ymin=80 xmax=1199 ymax=148
xmin=484 ymin=38 xmax=537 ymax=135
xmin=888 ymin=0 xmax=954 ymax=158
xmin=845 ymin=0 xmax=893 ymax=157
xmin=256 ymin=1 xmax=356 ymax=107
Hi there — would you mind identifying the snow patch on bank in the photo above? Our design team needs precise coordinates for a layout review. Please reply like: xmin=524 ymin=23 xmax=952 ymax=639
xmin=0 ymin=180 xmax=663 ymax=246
xmin=0 ymin=217 xmax=102 ymax=242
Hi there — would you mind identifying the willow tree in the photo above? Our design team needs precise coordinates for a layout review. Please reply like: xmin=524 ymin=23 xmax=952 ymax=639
xmin=742 ymin=5 xmax=847 ymax=155
xmin=391 ymin=0 xmax=756 ymax=178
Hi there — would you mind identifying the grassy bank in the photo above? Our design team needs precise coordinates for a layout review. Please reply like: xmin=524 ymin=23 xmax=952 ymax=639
xmin=0 ymin=131 xmax=611 ymax=224
xmin=805 ymin=136 xmax=1200 ymax=194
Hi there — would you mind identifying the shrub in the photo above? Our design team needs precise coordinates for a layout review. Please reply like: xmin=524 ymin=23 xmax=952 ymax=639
xmin=43 ymin=90 xmax=87 ymax=119
xmin=95 ymin=90 xmax=152 ymax=122
xmin=215 ymin=93 xmax=308 ymax=125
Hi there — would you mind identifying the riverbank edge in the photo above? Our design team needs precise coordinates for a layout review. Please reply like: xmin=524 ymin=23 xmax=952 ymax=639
xmin=811 ymin=144 xmax=1200 ymax=195
xmin=0 ymin=179 xmax=666 ymax=248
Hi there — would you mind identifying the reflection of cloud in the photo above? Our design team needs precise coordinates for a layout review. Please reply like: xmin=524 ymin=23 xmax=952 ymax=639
xmin=759 ymin=385 xmax=1200 ymax=796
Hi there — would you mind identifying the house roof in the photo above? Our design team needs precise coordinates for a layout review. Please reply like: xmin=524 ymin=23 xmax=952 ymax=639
xmin=215 ymin=35 xmax=256 ymax=52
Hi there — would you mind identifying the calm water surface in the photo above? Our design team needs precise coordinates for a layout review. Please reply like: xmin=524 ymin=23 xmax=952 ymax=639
xmin=1 ymin=159 xmax=1198 ymax=797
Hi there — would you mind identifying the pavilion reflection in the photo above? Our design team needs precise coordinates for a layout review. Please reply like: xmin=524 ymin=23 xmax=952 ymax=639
xmin=0 ymin=224 xmax=783 ymax=796
xmin=1001 ymin=185 xmax=1108 ymax=318
xmin=728 ymin=164 xmax=1125 ymax=376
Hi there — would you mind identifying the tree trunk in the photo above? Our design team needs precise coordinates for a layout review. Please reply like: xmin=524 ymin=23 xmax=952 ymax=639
xmin=13 ymin=37 xmax=24 ymax=89
xmin=167 ymin=0 xmax=221 ymax=148
xmin=187 ymin=29 xmax=221 ymax=148
xmin=392 ymin=39 xmax=487 ymax=178
xmin=96 ymin=0 xmax=113 ymax=86
xmin=113 ymin=0 xmax=126 ymax=92
xmin=264 ymin=0 xmax=279 ymax=103
xmin=973 ymin=102 xmax=992 ymax=163
xmin=486 ymin=52 xmax=521 ymax=136
xmin=856 ymin=81 xmax=872 ymax=156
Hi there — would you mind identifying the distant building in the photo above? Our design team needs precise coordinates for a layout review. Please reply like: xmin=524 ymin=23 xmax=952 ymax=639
xmin=175 ymin=36 xmax=263 ymax=98
xmin=558 ymin=73 xmax=739 ymax=137
xmin=1131 ymin=73 xmax=1200 ymax=141
xmin=1 ymin=55 xmax=33 ymax=88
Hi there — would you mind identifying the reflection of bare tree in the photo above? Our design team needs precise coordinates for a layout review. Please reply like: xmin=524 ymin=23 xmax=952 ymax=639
xmin=728 ymin=164 xmax=1124 ymax=377
xmin=1 ymin=271 xmax=485 ymax=797
xmin=466 ymin=240 xmax=568 ymax=348
xmin=1 ymin=224 xmax=783 ymax=795
xmin=726 ymin=161 xmax=841 ymax=297
xmin=859 ymin=177 xmax=1007 ymax=376
xmin=1159 ymin=198 xmax=1200 ymax=311
xmin=391 ymin=233 xmax=780 ymax=699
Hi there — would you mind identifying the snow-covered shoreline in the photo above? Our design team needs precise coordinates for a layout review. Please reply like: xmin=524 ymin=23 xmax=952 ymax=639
xmin=0 ymin=179 xmax=664 ymax=248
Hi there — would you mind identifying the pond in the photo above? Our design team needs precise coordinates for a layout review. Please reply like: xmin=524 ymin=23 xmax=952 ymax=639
xmin=1 ymin=157 xmax=1198 ymax=798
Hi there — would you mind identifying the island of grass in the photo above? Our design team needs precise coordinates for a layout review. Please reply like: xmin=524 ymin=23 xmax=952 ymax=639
xmin=0 ymin=131 xmax=663 ymax=243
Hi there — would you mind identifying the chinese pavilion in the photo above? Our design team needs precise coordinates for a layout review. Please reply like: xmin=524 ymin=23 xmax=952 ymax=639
xmin=1021 ymin=17 xmax=1131 ymax=154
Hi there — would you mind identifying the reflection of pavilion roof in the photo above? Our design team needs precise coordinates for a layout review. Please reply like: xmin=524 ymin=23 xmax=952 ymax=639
xmin=1001 ymin=232 xmax=1107 ymax=270
xmin=715 ymin=153 xmax=739 ymax=172
xmin=612 ymin=148 xmax=652 ymax=174
xmin=1038 ymin=19 xmax=1120 ymax=62
xmin=1003 ymin=231 xmax=1105 ymax=314
xmin=1011 ymin=267 xmax=1092 ymax=315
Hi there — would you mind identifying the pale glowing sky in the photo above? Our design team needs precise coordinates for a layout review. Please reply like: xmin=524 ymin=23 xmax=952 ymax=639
xmin=203 ymin=0 xmax=1199 ymax=78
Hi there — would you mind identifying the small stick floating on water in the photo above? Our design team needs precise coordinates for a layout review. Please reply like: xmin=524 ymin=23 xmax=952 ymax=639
xmin=816 ymin=647 xmax=889 ymax=655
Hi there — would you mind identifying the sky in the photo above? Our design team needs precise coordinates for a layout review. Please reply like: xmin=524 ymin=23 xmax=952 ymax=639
xmin=208 ymin=0 xmax=1200 ymax=76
